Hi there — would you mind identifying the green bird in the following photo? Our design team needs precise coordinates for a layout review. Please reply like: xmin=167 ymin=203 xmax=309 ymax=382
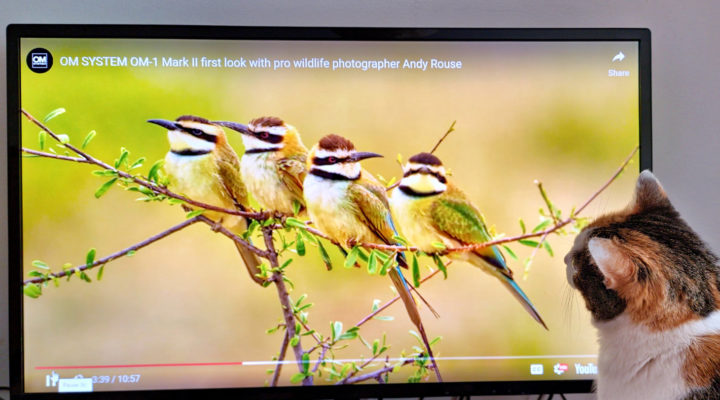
xmin=303 ymin=135 xmax=443 ymax=380
xmin=390 ymin=152 xmax=547 ymax=329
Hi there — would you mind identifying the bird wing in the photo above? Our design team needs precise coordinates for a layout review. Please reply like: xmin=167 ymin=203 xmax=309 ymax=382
xmin=349 ymin=178 xmax=397 ymax=245
xmin=277 ymin=153 xmax=307 ymax=209
xmin=429 ymin=194 xmax=512 ymax=278
xmin=215 ymin=145 xmax=249 ymax=210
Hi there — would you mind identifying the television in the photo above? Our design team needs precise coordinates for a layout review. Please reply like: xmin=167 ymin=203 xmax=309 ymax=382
xmin=7 ymin=25 xmax=651 ymax=398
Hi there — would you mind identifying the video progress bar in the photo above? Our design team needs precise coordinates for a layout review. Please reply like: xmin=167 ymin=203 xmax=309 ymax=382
xmin=36 ymin=354 xmax=597 ymax=370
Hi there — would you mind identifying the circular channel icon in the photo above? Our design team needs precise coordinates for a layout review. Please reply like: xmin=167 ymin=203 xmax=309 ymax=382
xmin=27 ymin=48 xmax=53 ymax=73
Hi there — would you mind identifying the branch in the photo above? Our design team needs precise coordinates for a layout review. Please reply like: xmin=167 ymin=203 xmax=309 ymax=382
xmin=429 ymin=120 xmax=456 ymax=154
xmin=270 ymin=330 xmax=290 ymax=387
xmin=24 ymin=216 xmax=204 ymax=285
xmin=22 ymin=148 xmax=92 ymax=164
xmin=336 ymin=359 xmax=414 ymax=385
xmin=21 ymin=109 xmax=272 ymax=221
xmin=264 ymin=227 xmax=313 ymax=386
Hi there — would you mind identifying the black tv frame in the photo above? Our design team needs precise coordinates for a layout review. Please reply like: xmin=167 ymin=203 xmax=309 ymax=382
xmin=6 ymin=24 xmax=652 ymax=399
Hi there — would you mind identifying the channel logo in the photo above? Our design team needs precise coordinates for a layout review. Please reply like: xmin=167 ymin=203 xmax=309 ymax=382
xmin=27 ymin=48 xmax=53 ymax=73
xmin=553 ymin=362 xmax=569 ymax=375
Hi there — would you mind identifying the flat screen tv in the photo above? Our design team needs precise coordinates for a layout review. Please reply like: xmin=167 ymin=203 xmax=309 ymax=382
xmin=7 ymin=25 xmax=651 ymax=398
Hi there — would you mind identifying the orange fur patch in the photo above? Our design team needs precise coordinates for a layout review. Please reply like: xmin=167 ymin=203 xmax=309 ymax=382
xmin=684 ymin=334 xmax=720 ymax=387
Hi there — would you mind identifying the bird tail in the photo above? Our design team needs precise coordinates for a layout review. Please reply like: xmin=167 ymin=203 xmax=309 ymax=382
xmin=235 ymin=241 xmax=265 ymax=286
xmin=496 ymin=271 xmax=548 ymax=330
xmin=389 ymin=266 xmax=443 ymax=382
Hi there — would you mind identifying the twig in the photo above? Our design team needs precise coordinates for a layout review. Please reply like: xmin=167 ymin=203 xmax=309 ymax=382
xmin=429 ymin=120 xmax=457 ymax=154
xmin=270 ymin=330 xmax=290 ymax=387
xmin=264 ymin=227 xmax=313 ymax=386
xmin=336 ymin=359 xmax=414 ymax=385
xmin=335 ymin=352 xmax=384 ymax=385
xmin=311 ymin=344 xmax=329 ymax=374
xmin=24 ymin=216 xmax=204 ymax=285
xmin=21 ymin=109 xmax=271 ymax=221
xmin=21 ymin=148 xmax=92 ymax=164
xmin=195 ymin=215 xmax=270 ymax=258
xmin=574 ymin=145 xmax=639 ymax=216
xmin=535 ymin=180 xmax=559 ymax=225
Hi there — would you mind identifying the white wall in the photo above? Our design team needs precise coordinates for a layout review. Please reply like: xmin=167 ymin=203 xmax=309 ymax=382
xmin=2 ymin=1 xmax=719 ymax=398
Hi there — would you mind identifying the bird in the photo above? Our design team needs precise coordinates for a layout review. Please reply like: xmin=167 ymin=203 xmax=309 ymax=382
xmin=213 ymin=116 xmax=308 ymax=215
xmin=303 ymin=134 xmax=442 ymax=380
xmin=147 ymin=115 xmax=264 ymax=286
xmin=390 ymin=152 xmax=547 ymax=329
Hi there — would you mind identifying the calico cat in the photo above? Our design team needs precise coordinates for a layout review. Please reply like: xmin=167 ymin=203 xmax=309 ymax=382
xmin=565 ymin=170 xmax=720 ymax=400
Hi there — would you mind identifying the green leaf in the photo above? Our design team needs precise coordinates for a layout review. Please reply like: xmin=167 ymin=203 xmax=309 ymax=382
xmin=79 ymin=271 xmax=91 ymax=283
xmin=57 ymin=134 xmax=70 ymax=144
xmin=317 ymin=241 xmax=333 ymax=270
xmin=28 ymin=271 xmax=44 ymax=277
xmin=344 ymin=246 xmax=360 ymax=268
xmin=502 ymin=245 xmax=518 ymax=260
xmin=38 ymin=131 xmax=47 ymax=150
xmin=97 ymin=264 xmax=105 ymax=281
xmin=290 ymin=372 xmax=306 ymax=384
xmin=185 ymin=209 xmax=205 ymax=219
xmin=392 ymin=235 xmax=409 ymax=246
xmin=431 ymin=241 xmax=447 ymax=250
xmin=372 ymin=339 xmax=379 ymax=355
xmin=23 ymin=284 xmax=42 ymax=298
xmin=302 ymin=352 xmax=310 ymax=373
xmin=285 ymin=217 xmax=306 ymax=230
xmin=367 ymin=251 xmax=378 ymax=275
xmin=43 ymin=107 xmax=66 ymax=122
xmin=85 ymin=248 xmax=96 ymax=266
xmin=148 ymin=159 xmax=164 ymax=182
xmin=295 ymin=233 xmax=306 ymax=256
xmin=126 ymin=250 xmax=136 ymax=257
xmin=31 ymin=260 xmax=50 ymax=270
xmin=430 ymin=336 xmax=442 ymax=346
xmin=332 ymin=321 xmax=343 ymax=342
xmin=115 ymin=147 xmax=129 ymax=168
xmin=518 ymin=239 xmax=540 ymax=248
xmin=338 ymin=330 xmax=358 ymax=341
xmin=532 ymin=219 xmax=552 ymax=233
xmin=92 ymin=169 xmax=118 ymax=177
xmin=129 ymin=157 xmax=146 ymax=170
xmin=81 ymin=130 xmax=96 ymax=149
xmin=408 ymin=330 xmax=423 ymax=345
xmin=292 ymin=199 xmax=302 ymax=216
xmin=290 ymin=335 xmax=299 ymax=347
xmin=519 ymin=218 xmax=527 ymax=234
xmin=543 ymin=241 xmax=554 ymax=257
xmin=373 ymin=315 xmax=394 ymax=321
xmin=380 ymin=254 xmax=394 ymax=276
xmin=412 ymin=254 xmax=420 ymax=287
xmin=432 ymin=254 xmax=447 ymax=279
xmin=94 ymin=177 xmax=117 ymax=198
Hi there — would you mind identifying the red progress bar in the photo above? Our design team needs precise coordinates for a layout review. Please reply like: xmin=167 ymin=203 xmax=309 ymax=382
xmin=35 ymin=361 xmax=244 ymax=370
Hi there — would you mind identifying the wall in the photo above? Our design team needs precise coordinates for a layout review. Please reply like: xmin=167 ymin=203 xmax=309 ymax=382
xmin=2 ymin=1 xmax=719 ymax=398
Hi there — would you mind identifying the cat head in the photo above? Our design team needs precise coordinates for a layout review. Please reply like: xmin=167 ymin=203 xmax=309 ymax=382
xmin=565 ymin=170 xmax=720 ymax=329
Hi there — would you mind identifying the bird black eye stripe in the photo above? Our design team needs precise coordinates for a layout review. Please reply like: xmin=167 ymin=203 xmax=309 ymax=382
xmin=250 ymin=130 xmax=283 ymax=144
xmin=403 ymin=168 xmax=447 ymax=184
xmin=313 ymin=156 xmax=349 ymax=165
xmin=179 ymin=126 xmax=218 ymax=143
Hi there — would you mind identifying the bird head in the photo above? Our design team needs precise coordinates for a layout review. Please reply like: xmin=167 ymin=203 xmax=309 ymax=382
xmin=214 ymin=116 xmax=299 ymax=153
xmin=308 ymin=134 xmax=383 ymax=181
xmin=147 ymin=115 xmax=226 ymax=155
xmin=398 ymin=152 xmax=448 ymax=196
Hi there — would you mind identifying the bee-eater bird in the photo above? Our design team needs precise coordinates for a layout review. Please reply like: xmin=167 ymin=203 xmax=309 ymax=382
xmin=147 ymin=115 xmax=264 ymax=285
xmin=390 ymin=152 xmax=547 ymax=329
xmin=213 ymin=117 xmax=308 ymax=215
xmin=303 ymin=135 xmax=442 ymax=381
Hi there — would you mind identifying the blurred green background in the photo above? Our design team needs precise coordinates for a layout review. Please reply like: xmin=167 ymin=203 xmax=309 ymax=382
xmin=20 ymin=38 xmax=638 ymax=391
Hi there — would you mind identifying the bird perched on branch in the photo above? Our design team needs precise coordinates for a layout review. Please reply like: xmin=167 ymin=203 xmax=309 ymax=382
xmin=303 ymin=135 xmax=442 ymax=380
xmin=147 ymin=115 xmax=264 ymax=285
xmin=390 ymin=152 xmax=547 ymax=329
xmin=214 ymin=117 xmax=308 ymax=215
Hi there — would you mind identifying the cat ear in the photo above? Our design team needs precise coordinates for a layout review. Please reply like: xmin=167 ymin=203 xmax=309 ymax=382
xmin=588 ymin=237 xmax=633 ymax=290
xmin=631 ymin=170 xmax=671 ymax=211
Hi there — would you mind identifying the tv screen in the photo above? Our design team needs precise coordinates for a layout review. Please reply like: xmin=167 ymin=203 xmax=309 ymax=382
xmin=7 ymin=26 xmax=651 ymax=398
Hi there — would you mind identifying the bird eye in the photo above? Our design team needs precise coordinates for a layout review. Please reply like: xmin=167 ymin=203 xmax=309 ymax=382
xmin=190 ymin=129 xmax=203 ymax=136
xmin=260 ymin=132 xmax=269 ymax=139
xmin=328 ymin=157 xmax=337 ymax=163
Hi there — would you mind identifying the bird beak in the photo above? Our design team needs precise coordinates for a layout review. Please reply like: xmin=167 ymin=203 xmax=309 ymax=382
xmin=147 ymin=119 xmax=179 ymax=130
xmin=350 ymin=151 xmax=384 ymax=162
xmin=213 ymin=121 xmax=251 ymax=135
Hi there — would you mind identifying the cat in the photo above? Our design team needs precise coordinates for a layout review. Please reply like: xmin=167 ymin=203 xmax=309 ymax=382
xmin=565 ymin=170 xmax=720 ymax=400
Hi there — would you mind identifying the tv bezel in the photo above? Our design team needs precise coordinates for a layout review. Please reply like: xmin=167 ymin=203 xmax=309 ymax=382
xmin=6 ymin=24 xmax=652 ymax=399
